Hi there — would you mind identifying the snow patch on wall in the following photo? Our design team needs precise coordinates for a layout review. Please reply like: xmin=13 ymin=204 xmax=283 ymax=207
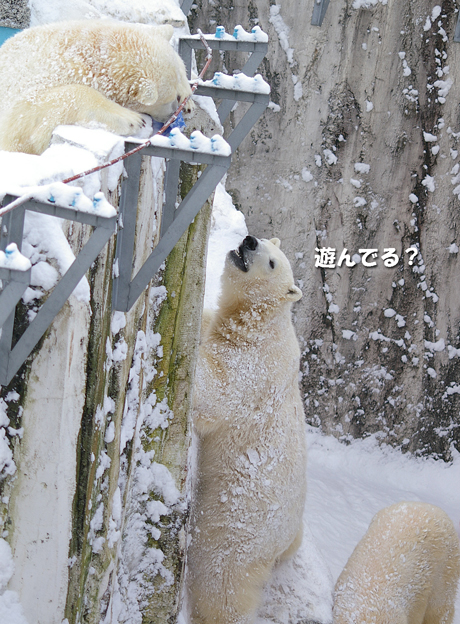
xmin=104 ymin=325 xmax=183 ymax=623
xmin=0 ymin=399 xmax=15 ymax=478
xmin=269 ymin=4 xmax=303 ymax=103
xmin=0 ymin=539 xmax=28 ymax=624
xmin=352 ymin=0 xmax=388 ymax=8
xmin=269 ymin=5 xmax=294 ymax=66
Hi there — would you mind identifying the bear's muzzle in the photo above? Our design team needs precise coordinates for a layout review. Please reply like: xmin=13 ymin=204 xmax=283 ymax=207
xmin=229 ymin=235 xmax=258 ymax=272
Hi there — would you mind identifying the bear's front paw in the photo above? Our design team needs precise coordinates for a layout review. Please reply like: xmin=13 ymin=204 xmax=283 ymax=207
xmin=110 ymin=108 xmax=148 ymax=137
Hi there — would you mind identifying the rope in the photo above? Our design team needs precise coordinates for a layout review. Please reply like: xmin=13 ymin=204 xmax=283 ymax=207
xmin=0 ymin=30 xmax=213 ymax=219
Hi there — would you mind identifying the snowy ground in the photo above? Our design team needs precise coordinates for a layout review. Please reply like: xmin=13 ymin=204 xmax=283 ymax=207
xmin=206 ymin=182 xmax=460 ymax=624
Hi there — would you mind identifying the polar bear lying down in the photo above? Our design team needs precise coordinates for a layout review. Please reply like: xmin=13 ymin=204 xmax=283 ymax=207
xmin=0 ymin=20 xmax=193 ymax=154
xmin=187 ymin=236 xmax=307 ymax=624
xmin=333 ymin=501 xmax=460 ymax=624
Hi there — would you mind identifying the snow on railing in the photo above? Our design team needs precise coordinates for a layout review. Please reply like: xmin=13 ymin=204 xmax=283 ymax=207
xmin=0 ymin=243 xmax=31 ymax=271
xmin=201 ymin=72 xmax=270 ymax=94
xmin=2 ymin=183 xmax=116 ymax=218
xmin=188 ymin=24 xmax=268 ymax=42
xmin=150 ymin=129 xmax=231 ymax=156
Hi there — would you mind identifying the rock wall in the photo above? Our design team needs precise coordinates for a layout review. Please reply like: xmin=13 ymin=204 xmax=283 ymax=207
xmin=190 ymin=0 xmax=460 ymax=459
xmin=0 ymin=0 xmax=29 ymax=29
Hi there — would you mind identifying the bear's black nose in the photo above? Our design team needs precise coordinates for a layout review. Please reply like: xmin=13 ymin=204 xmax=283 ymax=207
xmin=242 ymin=235 xmax=258 ymax=251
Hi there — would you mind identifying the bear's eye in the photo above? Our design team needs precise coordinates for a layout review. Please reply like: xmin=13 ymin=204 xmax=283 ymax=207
xmin=269 ymin=259 xmax=275 ymax=269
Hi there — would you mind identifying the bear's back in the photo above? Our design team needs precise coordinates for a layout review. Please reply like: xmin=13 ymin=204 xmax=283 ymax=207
xmin=333 ymin=502 xmax=460 ymax=624
xmin=0 ymin=20 xmax=175 ymax=110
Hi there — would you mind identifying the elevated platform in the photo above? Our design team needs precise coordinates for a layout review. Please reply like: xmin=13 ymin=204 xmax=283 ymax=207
xmin=0 ymin=26 xmax=270 ymax=385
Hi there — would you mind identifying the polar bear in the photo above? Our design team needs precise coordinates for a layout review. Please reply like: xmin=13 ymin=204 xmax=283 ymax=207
xmin=333 ymin=501 xmax=460 ymax=624
xmin=187 ymin=235 xmax=307 ymax=624
xmin=0 ymin=20 xmax=193 ymax=154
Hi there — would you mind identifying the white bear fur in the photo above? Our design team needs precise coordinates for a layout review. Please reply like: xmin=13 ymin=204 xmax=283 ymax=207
xmin=0 ymin=20 xmax=192 ymax=154
xmin=187 ymin=237 xmax=307 ymax=624
xmin=333 ymin=501 xmax=460 ymax=624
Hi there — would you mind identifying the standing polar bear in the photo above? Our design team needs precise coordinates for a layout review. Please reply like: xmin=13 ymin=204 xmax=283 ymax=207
xmin=0 ymin=20 xmax=193 ymax=154
xmin=333 ymin=501 xmax=460 ymax=624
xmin=187 ymin=235 xmax=307 ymax=624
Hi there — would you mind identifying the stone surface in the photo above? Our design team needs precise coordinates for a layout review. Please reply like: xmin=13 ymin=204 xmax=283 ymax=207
xmin=0 ymin=0 xmax=30 ymax=28
xmin=190 ymin=0 xmax=460 ymax=459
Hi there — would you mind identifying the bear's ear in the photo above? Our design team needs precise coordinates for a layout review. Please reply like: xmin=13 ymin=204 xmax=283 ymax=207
xmin=286 ymin=284 xmax=302 ymax=301
xmin=270 ymin=238 xmax=281 ymax=248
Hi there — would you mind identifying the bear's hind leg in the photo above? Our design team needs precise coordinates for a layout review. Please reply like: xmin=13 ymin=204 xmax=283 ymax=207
xmin=421 ymin=541 xmax=460 ymax=624
xmin=422 ymin=595 xmax=455 ymax=624
xmin=0 ymin=84 xmax=146 ymax=154
xmin=277 ymin=524 xmax=303 ymax=563
xmin=189 ymin=558 xmax=273 ymax=624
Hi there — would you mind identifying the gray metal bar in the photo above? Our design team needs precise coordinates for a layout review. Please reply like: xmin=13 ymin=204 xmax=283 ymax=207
xmin=180 ymin=0 xmax=194 ymax=16
xmin=3 ymin=195 xmax=114 ymax=229
xmin=0 ymin=267 xmax=31 ymax=327
xmin=311 ymin=0 xmax=330 ymax=26
xmin=111 ymin=150 xmax=143 ymax=312
xmin=128 ymin=142 xmax=231 ymax=166
xmin=196 ymin=89 xmax=268 ymax=125
xmin=179 ymin=37 xmax=268 ymax=54
xmin=194 ymin=85 xmax=269 ymax=104
xmin=455 ymin=12 xmax=460 ymax=42
xmin=179 ymin=39 xmax=193 ymax=80
xmin=23 ymin=199 xmax=115 ymax=228
xmin=2 ymin=218 xmax=116 ymax=385
xmin=0 ymin=267 xmax=30 ymax=382
xmin=0 ymin=199 xmax=26 ymax=384
xmin=241 ymin=50 xmax=266 ymax=77
xmin=0 ymin=309 xmax=14 ymax=383
xmin=172 ymin=163 xmax=228 ymax=226
xmin=0 ymin=267 xmax=30 ymax=284
xmin=160 ymin=159 xmax=181 ymax=238
xmin=226 ymin=102 xmax=268 ymax=151
xmin=0 ymin=199 xmax=26 ymax=252
xmin=216 ymin=99 xmax=236 ymax=125
xmin=179 ymin=36 xmax=266 ymax=81
xmin=124 ymin=162 xmax=229 ymax=311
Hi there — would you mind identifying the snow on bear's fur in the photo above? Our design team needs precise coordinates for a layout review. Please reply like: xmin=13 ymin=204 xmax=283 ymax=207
xmin=333 ymin=501 xmax=460 ymax=624
xmin=0 ymin=20 xmax=193 ymax=154
xmin=187 ymin=235 xmax=307 ymax=624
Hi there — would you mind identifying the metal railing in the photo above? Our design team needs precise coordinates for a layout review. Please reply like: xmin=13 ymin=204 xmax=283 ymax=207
xmin=0 ymin=30 xmax=270 ymax=385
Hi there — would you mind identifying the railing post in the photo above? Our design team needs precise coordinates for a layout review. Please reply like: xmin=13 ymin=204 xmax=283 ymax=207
xmin=111 ymin=150 xmax=143 ymax=312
